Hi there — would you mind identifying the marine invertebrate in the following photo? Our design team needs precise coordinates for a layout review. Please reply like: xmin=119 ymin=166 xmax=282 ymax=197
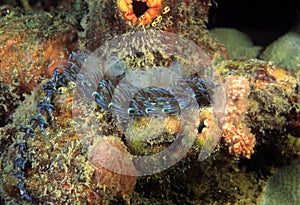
xmin=81 ymin=0 xmax=223 ymax=61
xmin=117 ymin=0 xmax=163 ymax=26
xmin=12 ymin=126 xmax=36 ymax=202
xmin=88 ymin=136 xmax=137 ymax=199
xmin=9 ymin=52 xmax=82 ymax=203
xmin=195 ymin=107 xmax=222 ymax=160
xmin=210 ymin=28 xmax=261 ymax=59
xmin=215 ymin=75 xmax=255 ymax=159
xmin=93 ymin=79 xmax=114 ymax=111
xmin=257 ymin=160 xmax=300 ymax=205
xmin=260 ymin=32 xmax=300 ymax=72
xmin=214 ymin=59 xmax=299 ymax=137
xmin=93 ymin=74 xmax=212 ymax=121
xmin=30 ymin=115 xmax=48 ymax=131
xmin=37 ymin=99 xmax=54 ymax=116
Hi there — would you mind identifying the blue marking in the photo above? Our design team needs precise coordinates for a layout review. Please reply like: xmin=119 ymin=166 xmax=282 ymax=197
xmin=30 ymin=115 xmax=48 ymax=131
xmin=13 ymin=156 xmax=27 ymax=169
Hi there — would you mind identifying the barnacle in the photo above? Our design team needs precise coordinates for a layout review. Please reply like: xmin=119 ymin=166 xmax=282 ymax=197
xmin=117 ymin=0 xmax=163 ymax=26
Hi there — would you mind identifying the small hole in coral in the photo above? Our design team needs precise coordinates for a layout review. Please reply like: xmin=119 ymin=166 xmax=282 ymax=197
xmin=132 ymin=0 xmax=149 ymax=18
xmin=198 ymin=122 xmax=205 ymax=134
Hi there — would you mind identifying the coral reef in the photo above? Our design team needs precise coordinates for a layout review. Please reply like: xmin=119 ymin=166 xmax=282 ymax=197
xmin=215 ymin=76 xmax=255 ymax=158
xmin=1 ymin=0 xmax=300 ymax=204
xmin=210 ymin=28 xmax=261 ymax=59
xmin=2 ymin=56 xmax=297 ymax=204
xmin=0 ymin=6 xmax=78 ymax=92
xmin=89 ymin=136 xmax=137 ymax=201
xmin=257 ymin=160 xmax=300 ymax=205
xmin=260 ymin=32 xmax=300 ymax=72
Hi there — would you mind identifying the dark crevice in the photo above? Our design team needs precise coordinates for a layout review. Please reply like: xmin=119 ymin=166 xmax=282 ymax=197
xmin=198 ymin=121 xmax=206 ymax=134
xmin=132 ymin=0 xmax=149 ymax=18
xmin=207 ymin=0 xmax=300 ymax=46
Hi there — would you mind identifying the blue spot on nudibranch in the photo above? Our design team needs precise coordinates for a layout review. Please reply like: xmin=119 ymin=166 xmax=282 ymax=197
xmin=13 ymin=155 xmax=27 ymax=169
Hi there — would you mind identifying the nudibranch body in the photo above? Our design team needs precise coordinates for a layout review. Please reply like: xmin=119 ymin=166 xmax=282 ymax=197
xmin=117 ymin=0 xmax=163 ymax=26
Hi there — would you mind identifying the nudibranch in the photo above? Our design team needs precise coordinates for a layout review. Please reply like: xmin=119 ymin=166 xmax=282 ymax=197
xmin=117 ymin=0 xmax=163 ymax=26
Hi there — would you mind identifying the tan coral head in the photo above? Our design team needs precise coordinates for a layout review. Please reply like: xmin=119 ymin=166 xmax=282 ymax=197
xmin=117 ymin=0 xmax=162 ymax=26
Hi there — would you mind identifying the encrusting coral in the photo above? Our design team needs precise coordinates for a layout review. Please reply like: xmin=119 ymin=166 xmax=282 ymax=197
xmin=89 ymin=136 xmax=137 ymax=201
xmin=210 ymin=28 xmax=262 ymax=59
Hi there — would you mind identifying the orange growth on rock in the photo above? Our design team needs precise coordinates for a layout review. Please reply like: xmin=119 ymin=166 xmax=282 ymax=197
xmin=0 ymin=12 xmax=78 ymax=92
xmin=117 ymin=0 xmax=163 ymax=26
xmin=218 ymin=76 xmax=256 ymax=159
xmin=88 ymin=136 xmax=137 ymax=198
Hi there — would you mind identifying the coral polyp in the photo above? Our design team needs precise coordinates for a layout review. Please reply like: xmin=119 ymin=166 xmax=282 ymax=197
xmin=117 ymin=0 xmax=163 ymax=26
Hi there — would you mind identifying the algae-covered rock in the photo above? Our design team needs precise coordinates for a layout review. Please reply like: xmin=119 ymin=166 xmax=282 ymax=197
xmin=0 ymin=6 xmax=79 ymax=92
xmin=214 ymin=59 xmax=299 ymax=137
xmin=2 ymin=0 xmax=300 ymax=204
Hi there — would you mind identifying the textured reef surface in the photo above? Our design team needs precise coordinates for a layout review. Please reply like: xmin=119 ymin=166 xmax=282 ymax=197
xmin=0 ymin=0 xmax=300 ymax=204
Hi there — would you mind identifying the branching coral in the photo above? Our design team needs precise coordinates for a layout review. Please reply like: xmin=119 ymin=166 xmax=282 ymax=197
xmin=216 ymin=76 xmax=256 ymax=159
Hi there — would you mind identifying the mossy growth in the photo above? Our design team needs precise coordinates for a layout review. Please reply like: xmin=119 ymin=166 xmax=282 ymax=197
xmin=288 ymin=134 xmax=300 ymax=154
xmin=214 ymin=59 xmax=298 ymax=135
